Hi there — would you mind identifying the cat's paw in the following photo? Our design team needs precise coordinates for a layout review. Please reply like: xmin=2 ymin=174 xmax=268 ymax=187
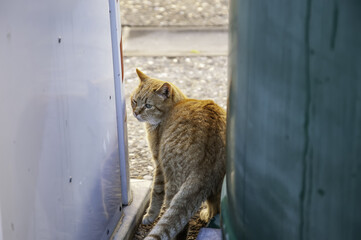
xmin=142 ymin=213 xmax=157 ymax=225
xmin=200 ymin=208 xmax=211 ymax=222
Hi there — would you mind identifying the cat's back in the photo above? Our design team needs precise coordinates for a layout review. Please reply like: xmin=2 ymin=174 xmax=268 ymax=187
xmin=171 ymin=98 xmax=225 ymax=124
xmin=160 ymin=99 xmax=226 ymax=166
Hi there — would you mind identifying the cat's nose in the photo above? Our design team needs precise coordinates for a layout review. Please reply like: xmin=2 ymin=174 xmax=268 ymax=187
xmin=133 ymin=108 xmax=141 ymax=117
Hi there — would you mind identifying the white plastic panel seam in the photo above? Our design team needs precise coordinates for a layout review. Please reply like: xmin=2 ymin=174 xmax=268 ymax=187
xmin=108 ymin=0 xmax=131 ymax=205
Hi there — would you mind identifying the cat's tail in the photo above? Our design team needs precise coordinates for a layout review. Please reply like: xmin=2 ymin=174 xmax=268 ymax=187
xmin=145 ymin=176 xmax=208 ymax=240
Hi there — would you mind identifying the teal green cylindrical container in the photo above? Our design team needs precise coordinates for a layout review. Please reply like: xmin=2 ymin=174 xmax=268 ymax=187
xmin=222 ymin=0 xmax=361 ymax=239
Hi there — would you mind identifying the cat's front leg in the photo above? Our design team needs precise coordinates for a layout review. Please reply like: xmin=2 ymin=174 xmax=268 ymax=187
xmin=145 ymin=175 xmax=207 ymax=240
xmin=142 ymin=166 xmax=165 ymax=225
xmin=164 ymin=180 xmax=178 ymax=209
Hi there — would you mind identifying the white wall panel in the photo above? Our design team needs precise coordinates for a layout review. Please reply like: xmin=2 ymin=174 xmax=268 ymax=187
xmin=0 ymin=0 xmax=123 ymax=239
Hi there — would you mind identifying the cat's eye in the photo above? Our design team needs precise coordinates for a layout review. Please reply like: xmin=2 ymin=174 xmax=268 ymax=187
xmin=145 ymin=104 xmax=152 ymax=109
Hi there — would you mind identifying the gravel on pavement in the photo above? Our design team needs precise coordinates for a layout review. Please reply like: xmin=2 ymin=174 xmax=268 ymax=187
xmin=119 ymin=0 xmax=229 ymax=27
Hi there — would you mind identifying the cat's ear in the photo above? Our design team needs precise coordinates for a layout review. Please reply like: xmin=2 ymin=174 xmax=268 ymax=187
xmin=136 ymin=68 xmax=150 ymax=82
xmin=156 ymin=83 xmax=172 ymax=100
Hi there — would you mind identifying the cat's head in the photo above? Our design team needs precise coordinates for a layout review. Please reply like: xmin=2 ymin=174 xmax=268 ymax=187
xmin=130 ymin=69 xmax=185 ymax=125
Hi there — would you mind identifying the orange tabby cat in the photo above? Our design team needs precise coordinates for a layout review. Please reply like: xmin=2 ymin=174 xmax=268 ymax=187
xmin=130 ymin=69 xmax=226 ymax=240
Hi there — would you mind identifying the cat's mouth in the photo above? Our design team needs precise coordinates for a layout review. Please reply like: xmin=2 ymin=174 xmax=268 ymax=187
xmin=133 ymin=112 xmax=146 ymax=122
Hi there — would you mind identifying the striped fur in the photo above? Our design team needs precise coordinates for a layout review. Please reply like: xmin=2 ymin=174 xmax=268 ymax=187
xmin=131 ymin=69 xmax=226 ymax=240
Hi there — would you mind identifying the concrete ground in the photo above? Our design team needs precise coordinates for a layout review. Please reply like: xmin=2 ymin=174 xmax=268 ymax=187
xmin=118 ymin=0 xmax=229 ymax=239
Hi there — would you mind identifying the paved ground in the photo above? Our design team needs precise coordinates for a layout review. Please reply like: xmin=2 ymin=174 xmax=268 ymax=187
xmin=122 ymin=27 xmax=228 ymax=56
